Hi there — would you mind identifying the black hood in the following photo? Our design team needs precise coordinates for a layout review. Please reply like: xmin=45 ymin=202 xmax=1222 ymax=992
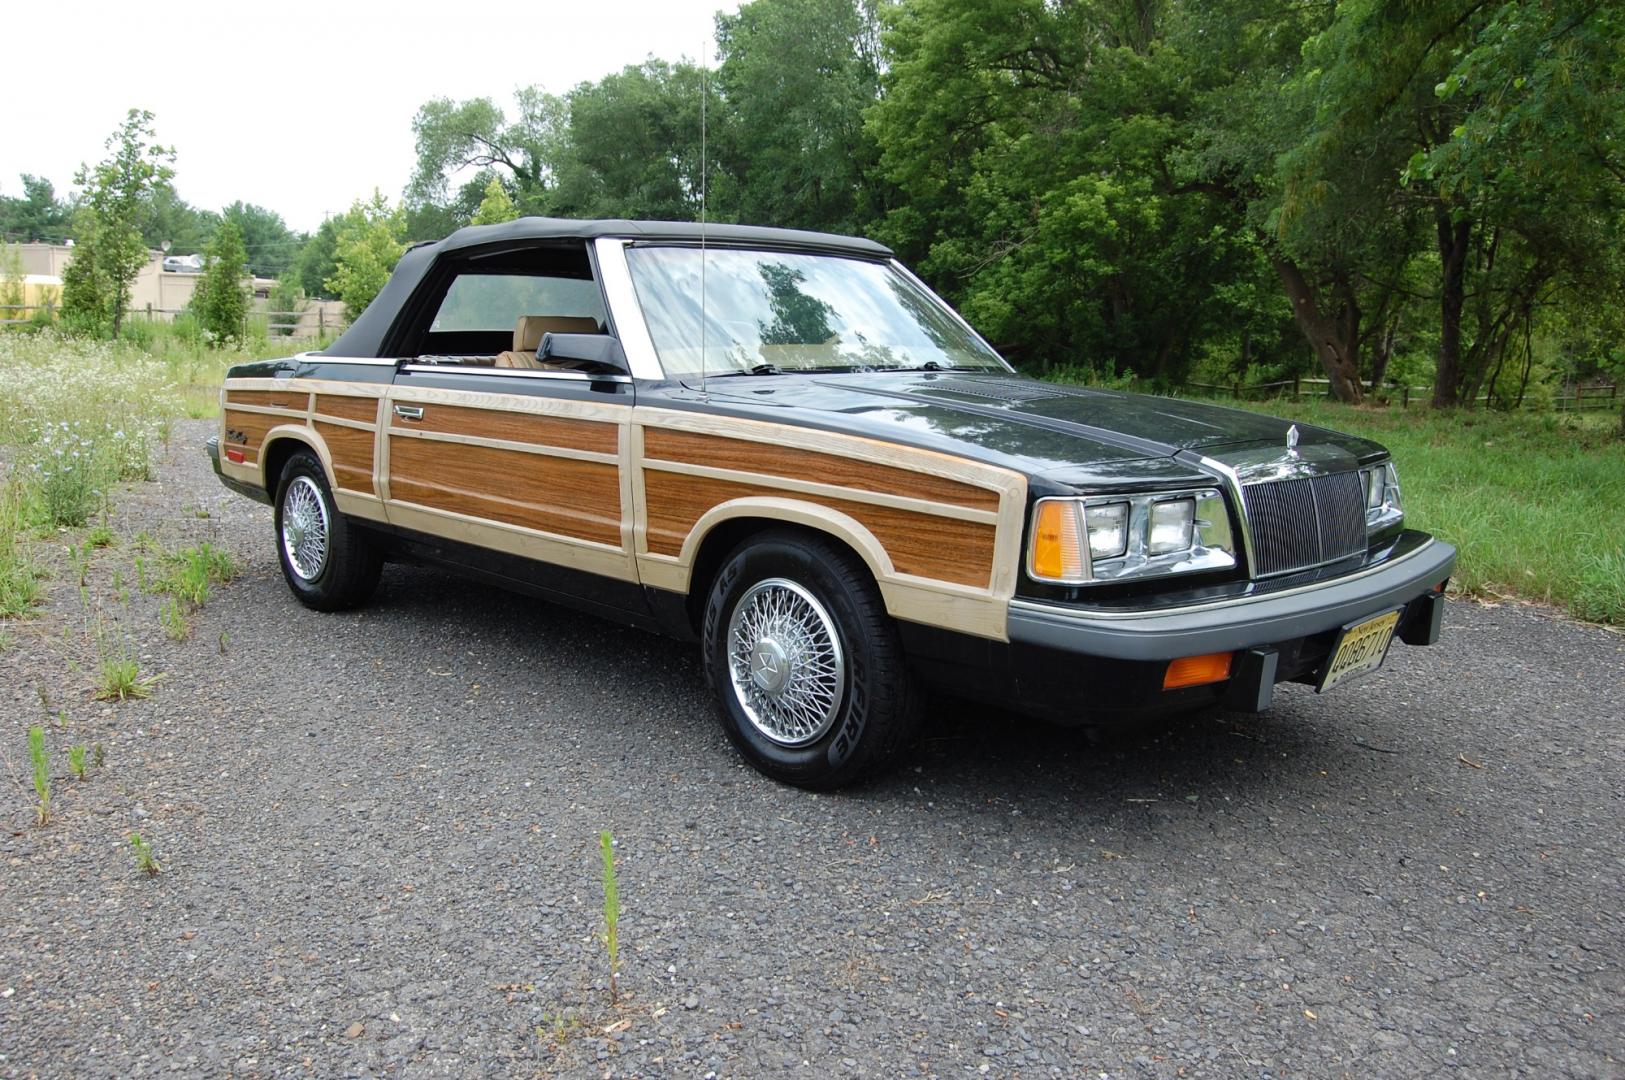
xmin=681 ymin=371 xmax=1384 ymax=491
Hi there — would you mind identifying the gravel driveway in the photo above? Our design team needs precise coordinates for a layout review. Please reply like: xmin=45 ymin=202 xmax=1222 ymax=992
xmin=2 ymin=420 xmax=1621 ymax=1079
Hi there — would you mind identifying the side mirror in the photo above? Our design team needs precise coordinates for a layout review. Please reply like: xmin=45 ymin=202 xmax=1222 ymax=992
xmin=540 ymin=333 xmax=628 ymax=375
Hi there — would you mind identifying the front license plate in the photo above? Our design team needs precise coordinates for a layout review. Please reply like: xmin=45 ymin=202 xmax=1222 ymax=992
xmin=1317 ymin=609 xmax=1402 ymax=694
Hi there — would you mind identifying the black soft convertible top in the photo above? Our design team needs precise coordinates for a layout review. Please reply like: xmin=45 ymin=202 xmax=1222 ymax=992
xmin=325 ymin=217 xmax=893 ymax=358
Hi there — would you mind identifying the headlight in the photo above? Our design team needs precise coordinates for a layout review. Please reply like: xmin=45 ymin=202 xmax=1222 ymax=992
xmin=1360 ymin=461 xmax=1403 ymax=532
xmin=1084 ymin=502 xmax=1128 ymax=559
xmin=1028 ymin=489 xmax=1237 ymax=585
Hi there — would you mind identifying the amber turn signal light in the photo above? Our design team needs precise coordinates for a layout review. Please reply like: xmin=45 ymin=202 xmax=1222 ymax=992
xmin=1163 ymin=651 xmax=1234 ymax=690
xmin=1030 ymin=500 xmax=1085 ymax=582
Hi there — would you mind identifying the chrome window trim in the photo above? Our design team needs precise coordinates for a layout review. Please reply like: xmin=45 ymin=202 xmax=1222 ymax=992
xmin=1011 ymin=537 xmax=1438 ymax=621
xmin=399 ymin=364 xmax=632 ymax=385
xmin=295 ymin=353 xmax=397 ymax=367
xmin=888 ymin=259 xmax=1016 ymax=374
xmin=594 ymin=237 xmax=666 ymax=380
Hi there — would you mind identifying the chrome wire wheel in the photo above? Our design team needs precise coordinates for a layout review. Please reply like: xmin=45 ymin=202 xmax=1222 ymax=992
xmin=280 ymin=475 xmax=330 ymax=582
xmin=726 ymin=577 xmax=846 ymax=747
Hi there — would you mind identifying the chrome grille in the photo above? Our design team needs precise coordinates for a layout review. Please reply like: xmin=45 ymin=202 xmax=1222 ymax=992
xmin=1241 ymin=471 xmax=1367 ymax=576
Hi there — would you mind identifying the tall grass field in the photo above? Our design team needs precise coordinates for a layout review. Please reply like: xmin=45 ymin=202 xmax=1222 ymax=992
xmin=0 ymin=327 xmax=307 ymax=617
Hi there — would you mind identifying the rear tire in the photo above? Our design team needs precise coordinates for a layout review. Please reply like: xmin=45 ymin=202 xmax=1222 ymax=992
xmin=702 ymin=529 xmax=921 ymax=789
xmin=273 ymin=449 xmax=381 ymax=611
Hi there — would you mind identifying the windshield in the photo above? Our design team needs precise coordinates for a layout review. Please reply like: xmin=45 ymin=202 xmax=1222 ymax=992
xmin=625 ymin=247 xmax=1007 ymax=377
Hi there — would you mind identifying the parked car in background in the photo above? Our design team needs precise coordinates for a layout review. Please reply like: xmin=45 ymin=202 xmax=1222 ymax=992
xmin=163 ymin=253 xmax=204 ymax=274
xmin=208 ymin=218 xmax=1456 ymax=788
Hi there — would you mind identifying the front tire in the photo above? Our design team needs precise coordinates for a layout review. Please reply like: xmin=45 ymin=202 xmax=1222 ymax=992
xmin=702 ymin=529 xmax=921 ymax=789
xmin=273 ymin=450 xmax=381 ymax=611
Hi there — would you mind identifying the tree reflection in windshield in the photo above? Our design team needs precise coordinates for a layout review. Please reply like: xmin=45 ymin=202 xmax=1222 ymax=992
xmin=625 ymin=246 xmax=1007 ymax=377
xmin=758 ymin=262 xmax=835 ymax=346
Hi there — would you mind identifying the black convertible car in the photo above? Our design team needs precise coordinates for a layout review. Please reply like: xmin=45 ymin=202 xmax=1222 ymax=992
xmin=209 ymin=218 xmax=1455 ymax=787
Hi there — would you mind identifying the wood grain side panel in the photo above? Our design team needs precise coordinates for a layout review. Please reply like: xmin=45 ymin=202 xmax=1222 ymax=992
xmin=222 ymin=409 xmax=281 ymax=462
xmin=404 ymin=403 xmax=619 ymax=454
xmin=643 ymin=472 xmax=995 ymax=588
xmin=225 ymin=389 xmax=306 ymax=411
xmin=643 ymin=428 xmax=1001 ymax=512
xmin=314 ymin=394 xmax=379 ymax=423
xmin=314 ymin=421 xmax=375 ymax=494
xmin=388 ymin=437 xmax=621 ymax=546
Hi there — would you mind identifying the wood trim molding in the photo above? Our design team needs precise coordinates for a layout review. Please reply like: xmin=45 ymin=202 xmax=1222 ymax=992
xmin=642 ymin=458 xmax=999 ymax=525
xmin=388 ymin=426 xmax=618 ymax=467
xmin=637 ymin=406 xmax=1023 ymax=494
xmin=226 ymin=377 xmax=388 ymax=398
xmin=643 ymin=426 xmax=1001 ymax=512
xmin=386 ymin=383 xmax=629 ymax=424
xmin=386 ymin=500 xmax=636 ymax=582
xmin=633 ymin=407 xmax=1028 ymax=641
xmin=387 ymin=437 xmax=622 ymax=547
xmin=314 ymin=394 xmax=381 ymax=423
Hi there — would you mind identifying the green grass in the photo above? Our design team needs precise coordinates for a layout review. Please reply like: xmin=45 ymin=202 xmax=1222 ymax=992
xmin=148 ymin=542 xmax=237 ymax=606
xmin=118 ymin=318 xmax=330 ymax=418
xmin=0 ymin=484 xmax=43 ymax=617
xmin=1124 ymin=392 xmax=1625 ymax=625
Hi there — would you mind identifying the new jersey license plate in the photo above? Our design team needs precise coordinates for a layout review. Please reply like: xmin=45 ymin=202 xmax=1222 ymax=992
xmin=1317 ymin=609 xmax=1402 ymax=693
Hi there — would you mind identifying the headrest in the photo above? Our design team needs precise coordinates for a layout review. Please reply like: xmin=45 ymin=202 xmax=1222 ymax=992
xmin=514 ymin=315 xmax=601 ymax=352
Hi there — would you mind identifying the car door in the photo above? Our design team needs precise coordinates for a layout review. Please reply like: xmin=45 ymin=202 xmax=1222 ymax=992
xmin=377 ymin=246 xmax=644 ymax=613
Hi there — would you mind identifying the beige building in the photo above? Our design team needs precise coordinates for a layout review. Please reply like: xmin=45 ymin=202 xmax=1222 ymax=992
xmin=5 ymin=242 xmax=344 ymax=338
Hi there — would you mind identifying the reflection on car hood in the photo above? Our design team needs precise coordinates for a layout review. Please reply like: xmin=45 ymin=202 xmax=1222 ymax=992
xmin=687 ymin=371 xmax=1384 ymax=489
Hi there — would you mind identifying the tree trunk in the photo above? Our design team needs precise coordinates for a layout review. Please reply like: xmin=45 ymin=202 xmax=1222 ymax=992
xmin=1433 ymin=210 xmax=1471 ymax=408
xmin=1369 ymin=317 xmax=1396 ymax=395
xmin=1271 ymin=255 xmax=1364 ymax=404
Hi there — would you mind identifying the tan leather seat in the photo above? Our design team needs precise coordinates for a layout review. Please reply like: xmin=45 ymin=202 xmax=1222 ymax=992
xmin=494 ymin=315 xmax=602 ymax=369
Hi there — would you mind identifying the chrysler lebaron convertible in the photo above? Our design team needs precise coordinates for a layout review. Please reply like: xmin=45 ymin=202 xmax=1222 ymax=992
xmin=209 ymin=218 xmax=1456 ymax=788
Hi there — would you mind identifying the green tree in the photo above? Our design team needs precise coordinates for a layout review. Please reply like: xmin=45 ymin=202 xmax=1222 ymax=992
xmin=0 ymin=175 xmax=71 ymax=243
xmin=0 ymin=243 xmax=26 ymax=314
xmin=469 ymin=175 xmax=520 ymax=225
xmin=869 ymin=0 xmax=1281 ymax=383
xmin=62 ymin=110 xmax=175 ymax=337
xmin=60 ymin=207 xmax=115 ymax=335
xmin=267 ymin=272 xmax=306 ymax=337
xmin=222 ymin=201 xmax=300 ymax=278
xmin=192 ymin=219 xmax=250 ymax=345
xmin=295 ymin=215 xmax=344 ymax=298
xmin=325 ymin=191 xmax=405 ymax=323
xmin=407 ymin=89 xmax=568 ymax=213
xmin=142 ymin=183 xmax=217 ymax=255
xmin=715 ymin=0 xmax=886 ymax=234
xmin=553 ymin=59 xmax=717 ymax=222
xmin=1283 ymin=0 xmax=1625 ymax=406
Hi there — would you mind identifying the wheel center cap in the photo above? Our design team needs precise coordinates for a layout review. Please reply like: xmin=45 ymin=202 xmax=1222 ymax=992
xmin=287 ymin=521 xmax=305 ymax=547
xmin=750 ymin=638 xmax=791 ymax=694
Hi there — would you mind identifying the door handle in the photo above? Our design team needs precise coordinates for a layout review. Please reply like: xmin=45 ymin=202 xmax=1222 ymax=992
xmin=393 ymin=405 xmax=424 ymax=421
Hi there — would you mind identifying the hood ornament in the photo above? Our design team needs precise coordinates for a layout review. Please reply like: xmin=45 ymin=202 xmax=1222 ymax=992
xmin=1286 ymin=424 xmax=1300 ymax=457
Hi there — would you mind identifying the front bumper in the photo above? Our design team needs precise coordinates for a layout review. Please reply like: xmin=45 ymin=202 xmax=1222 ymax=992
xmin=1008 ymin=534 xmax=1456 ymax=661
xmin=993 ymin=532 xmax=1455 ymax=719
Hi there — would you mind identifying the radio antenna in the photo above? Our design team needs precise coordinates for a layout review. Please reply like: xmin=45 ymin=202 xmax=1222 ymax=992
xmin=699 ymin=36 xmax=709 ymax=402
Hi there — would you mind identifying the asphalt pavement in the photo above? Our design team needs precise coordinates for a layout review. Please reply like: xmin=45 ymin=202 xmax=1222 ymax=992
xmin=1 ymin=421 xmax=1620 ymax=1078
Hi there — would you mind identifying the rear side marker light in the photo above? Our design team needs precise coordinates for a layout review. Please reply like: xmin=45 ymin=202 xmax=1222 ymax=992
xmin=1164 ymin=652 xmax=1235 ymax=690
xmin=224 ymin=447 xmax=246 ymax=464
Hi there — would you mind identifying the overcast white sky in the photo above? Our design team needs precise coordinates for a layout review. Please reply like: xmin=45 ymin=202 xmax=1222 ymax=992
xmin=3 ymin=0 xmax=737 ymax=235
